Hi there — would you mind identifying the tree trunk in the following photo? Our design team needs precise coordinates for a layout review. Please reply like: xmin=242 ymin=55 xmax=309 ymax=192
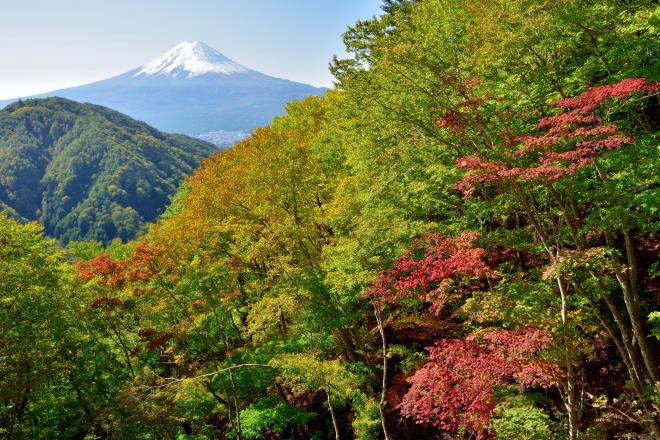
xmin=615 ymin=272 xmax=658 ymax=385
xmin=110 ymin=323 xmax=134 ymax=377
xmin=335 ymin=327 xmax=359 ymax=362
xmin=374 ymin=305 xmax=391 ymax=440
xmin=326 ymin=390 xmax=340 ymax=440
xmin=558 ymin=277 xmax=579 ymax=440
xmin=622 ymin=232 xmax=658 ymax=385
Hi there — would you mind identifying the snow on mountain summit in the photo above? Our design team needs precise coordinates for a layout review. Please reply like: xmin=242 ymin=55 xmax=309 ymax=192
xmin=134 ymin=41 xmax=249 ymax=78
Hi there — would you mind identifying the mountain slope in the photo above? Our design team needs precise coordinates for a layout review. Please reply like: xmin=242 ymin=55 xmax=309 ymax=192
xmin=0 ymin=41 xmax=326 ymax=136
xmin=0 ymin=97 xmax=214 ymax=243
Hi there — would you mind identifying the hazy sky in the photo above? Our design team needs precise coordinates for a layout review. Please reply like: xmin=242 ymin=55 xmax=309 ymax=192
xmin=0 ymin=0 xmax=383 ymax=99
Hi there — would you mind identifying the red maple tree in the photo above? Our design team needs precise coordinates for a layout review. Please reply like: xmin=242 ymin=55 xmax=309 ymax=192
xmin=365 ymin=233 xmax=559 ymax=437
xmin=454 ymin=78 xmax=660 ymax=197
xmin=400 ymin=328 xmax=559 ymax=438
xmin=365 ymin=232 xmax=496 ymax=313
xmin=76 ymin=241 xmax=165 ymax=289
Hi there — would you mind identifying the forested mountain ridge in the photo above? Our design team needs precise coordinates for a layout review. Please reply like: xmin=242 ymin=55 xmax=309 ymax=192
xmin=0 ymin=97 xmax=214 ymax=243
xmin=1 ymin=1 xmax=659 ymax=439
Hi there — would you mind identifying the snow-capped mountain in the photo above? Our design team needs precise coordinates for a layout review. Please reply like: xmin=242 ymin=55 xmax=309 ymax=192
xmin=134 ymin=41 xmax=249 ymax=78
xmin=0 ymin=41 xmax=325 ymax=136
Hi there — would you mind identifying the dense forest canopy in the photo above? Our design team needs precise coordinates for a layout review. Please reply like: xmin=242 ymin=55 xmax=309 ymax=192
xmin=1 ymin=0 xmax=659 ymax=439
xmin=0 ymin=97 xmax=214 ymax=244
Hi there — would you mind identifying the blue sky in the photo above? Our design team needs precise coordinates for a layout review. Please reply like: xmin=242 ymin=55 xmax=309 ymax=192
xmin=0 ymin=0 xmax=383 ymax=99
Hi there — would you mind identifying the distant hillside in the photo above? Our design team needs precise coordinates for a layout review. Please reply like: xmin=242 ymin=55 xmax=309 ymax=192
xmin=0 ymin=97 xmax=214 ymax=243
xmin=0 ymin=41 xmax=326 ymax=136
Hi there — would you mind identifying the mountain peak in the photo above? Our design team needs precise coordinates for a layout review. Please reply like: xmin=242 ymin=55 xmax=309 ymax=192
xmin=134 ymin=41 xmax=248 ymax=79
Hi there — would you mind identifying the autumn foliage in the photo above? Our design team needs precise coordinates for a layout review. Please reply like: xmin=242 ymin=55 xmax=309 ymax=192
xmin=365 ymin=232 xmax=496 ymax=313
xmin=366 ymin=231 xmax=559 ymax=436
xmin=400 ymin=328 xmax=557 ymax=437
xmin=455 ymin=78 xmax=660 ymax=197
xmin=76 ymin=241 xmax=164 ymax=288
xmin=4 ymin=2 xmax=660 ymax=438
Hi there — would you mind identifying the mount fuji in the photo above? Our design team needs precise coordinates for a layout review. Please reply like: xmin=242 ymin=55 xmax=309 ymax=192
xmin=0 ymin=41 xmax=325 ymax=142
